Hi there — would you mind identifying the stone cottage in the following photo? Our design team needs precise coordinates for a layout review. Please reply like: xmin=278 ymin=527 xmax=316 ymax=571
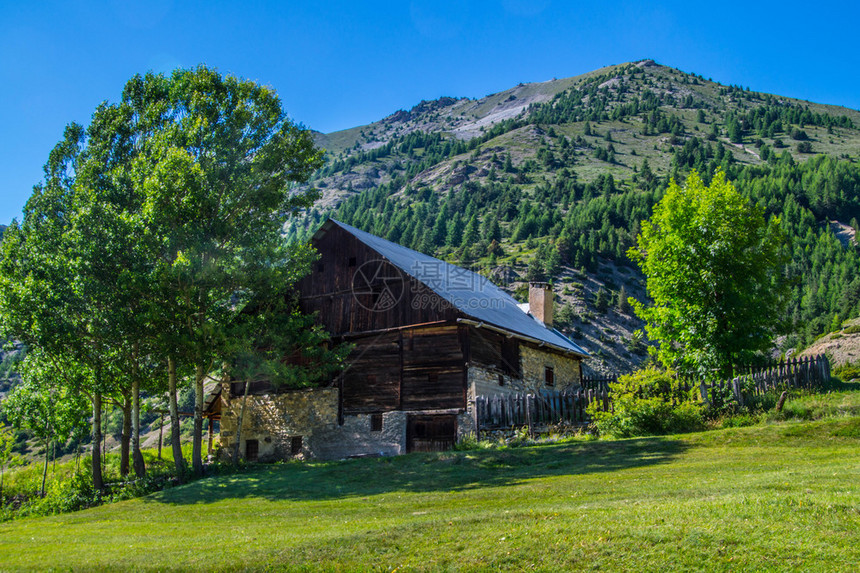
xmin=214 ymin=219 xmax=589 ymax=461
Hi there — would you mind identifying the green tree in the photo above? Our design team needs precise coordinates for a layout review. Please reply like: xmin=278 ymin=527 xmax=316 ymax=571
xmin=1 ymin=66 xmax=333 ymax=483
xmin=0 ymin=425 xmax=15 ymax=503
xmin=616 ymin=285 xmax=631 ymax=314
xmin=593 ymin=287 xmax=610 ymax=313
xmin=0 ymin=125 xmax=122 ymax=491
xmin=103 ymin=67 xmax=327 ymax=476
xmin=461 ymin=214 xmax=479 ymax=249
xmin=628 ymin=171 xmax=786 ymax=379
xmin=727 ymin=118 xmax=743 ymax=143
xmin=3 ymin=351 xmax=89 ymax=497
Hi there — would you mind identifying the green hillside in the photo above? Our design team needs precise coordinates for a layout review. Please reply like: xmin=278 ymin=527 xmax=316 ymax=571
xmin=289 ymin=60 xmax=860 ymax=373
xmin=1 ymin=400 xmax=859 ymax=571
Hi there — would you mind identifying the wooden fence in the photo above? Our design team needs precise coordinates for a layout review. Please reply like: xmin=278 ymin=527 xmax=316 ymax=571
xmin=474 ymin=355 xmax=830 ymax=432
xmin=704 ymin=354 xmax=830 ymax=407
xmin=581 ymin=375 xmax=616 ymax=393
xmin=475 ymin=387 xmax=610 ymax=431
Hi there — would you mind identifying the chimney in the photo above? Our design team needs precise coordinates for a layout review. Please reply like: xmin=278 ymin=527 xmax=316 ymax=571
xmin=528 ymin=282 xmax=553 ymax=327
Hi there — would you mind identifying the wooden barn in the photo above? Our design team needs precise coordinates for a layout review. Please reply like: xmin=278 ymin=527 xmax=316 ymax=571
xmin=216 ymin=219 xmax=589 ymax=461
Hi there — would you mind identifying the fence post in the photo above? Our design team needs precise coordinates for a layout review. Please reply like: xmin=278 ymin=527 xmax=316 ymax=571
xmin=525 ymin=394 xmax=534 ymax=437
xmin=732 ymin=377 xmax=744 ymax=408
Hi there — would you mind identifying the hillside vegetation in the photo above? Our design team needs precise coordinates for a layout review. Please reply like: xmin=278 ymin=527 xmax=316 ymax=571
xmin=1 ymin=392 xmax=859 ymax=571
xmin=288 ymin=60 xmax=860 ymax=374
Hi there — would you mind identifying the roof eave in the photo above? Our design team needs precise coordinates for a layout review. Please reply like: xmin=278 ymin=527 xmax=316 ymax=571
xmin=457 ymin=318 xmax=590 ymax=358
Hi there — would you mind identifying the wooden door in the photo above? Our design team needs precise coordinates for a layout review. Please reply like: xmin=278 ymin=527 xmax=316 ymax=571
xmin=406 ymin=414 xmax=457 ymax=453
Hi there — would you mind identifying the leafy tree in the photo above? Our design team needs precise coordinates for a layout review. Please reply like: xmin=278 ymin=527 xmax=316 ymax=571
xmin=0 ymin=424 xmax=15 ymax=503
xmin=0 ymin=125 xmax=123 ymax=491
xmin=1 ymin=66 xmax=332 ymax=484
xmin=3 ymin=351 xmax=89 ymax=496
xmin=99 ymin=67 xmax=327 ymax=476
xmin=628 ymin=171 xmax=787 ymax=378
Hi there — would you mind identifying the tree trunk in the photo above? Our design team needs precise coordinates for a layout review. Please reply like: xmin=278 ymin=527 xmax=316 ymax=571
xmin=102 ymin=409 xmax=107 ymax=477
xmin=168 ymin=356 xmax=185 ymax=481
xmin=132 ymin=377 xmax=146 ymax=478
xmin=41 ymin=438 xmax=50 ymax=498
xmin=120 ymin=394 xmax=131 ymax=477
xmin=192 ymin=364 xmax=205 ymax=476
xmin=233 ymin=379 xmax=251 ymax=464
xmin=92 ymin=393 xmax=104 ymax=492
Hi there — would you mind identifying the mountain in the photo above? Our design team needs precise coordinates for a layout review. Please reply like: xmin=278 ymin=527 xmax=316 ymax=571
xmin=287 ymin=60 xmax=860 ymax=375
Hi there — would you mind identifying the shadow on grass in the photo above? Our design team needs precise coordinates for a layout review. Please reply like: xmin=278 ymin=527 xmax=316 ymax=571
xmin=144 ymin=437 xmax=689 ymax=505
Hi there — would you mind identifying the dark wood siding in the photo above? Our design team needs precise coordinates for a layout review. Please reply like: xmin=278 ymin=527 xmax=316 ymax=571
xmin=341 ymin=332 xmax=401 ymax=414
xmin=300 ymin=224 xmax=469 ymax=414
xmin=298 ymin=225 xmax=460 ymax=335
xmin=401 ymin=325 xmax=464 ymax=410
xmin=340 ymin=325 xmax=466 ymax=414
xmin=469 ymin=327 xmax=520 ymax=376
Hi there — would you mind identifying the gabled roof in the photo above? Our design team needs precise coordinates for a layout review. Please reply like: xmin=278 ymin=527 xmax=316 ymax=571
xmin=314 ymin=219 xmax=589 ymax=357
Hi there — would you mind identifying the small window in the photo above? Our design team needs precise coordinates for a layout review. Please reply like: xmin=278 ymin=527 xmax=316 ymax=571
xmin=317 ymin=263 xmax=325 ymax=273
xmin=348 ymin=257 xmax=357 ymax=267
xmin=370 ymin=413 xmax=383 ymax=432
xmin=367 ymin=374 xmax=377 ymax=386
xmin=498 ymin=373 xmax=505 ymax=387
xmin=245 ymin=439 xmax=259 ymax=462
xmin=545 ymin=366 xmax=555 ymax=387
xmin=290 ymin=436 xmax=303 ymax=456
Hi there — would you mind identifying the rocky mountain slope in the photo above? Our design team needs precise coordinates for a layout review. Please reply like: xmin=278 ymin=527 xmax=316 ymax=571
xmin=290 ymin=59 xmax=860 ymax=375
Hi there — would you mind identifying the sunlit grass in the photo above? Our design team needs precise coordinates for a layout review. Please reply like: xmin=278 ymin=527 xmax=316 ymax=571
xmin=1 ymin=407 xmax=859 ymax=571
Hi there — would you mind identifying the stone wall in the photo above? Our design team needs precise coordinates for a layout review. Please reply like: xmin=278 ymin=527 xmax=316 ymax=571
xmin=466 ymin=349 xmax=581 ymax=433
xmin=468 ymin=365 xmax=526 ymax=398
xmin=220 ymin=383 xmax=474 ymax=461
xmin=467 ymin=348 xmax=581 ymax=400
xmin=520 ymin=345 xmax=581 ymax=391
xmin=219 ymin=385 xmax=339 ymax=461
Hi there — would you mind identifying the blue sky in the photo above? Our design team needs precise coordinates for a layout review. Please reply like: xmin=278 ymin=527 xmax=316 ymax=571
xmin=2 ymin=0 xmax=858 ymax=225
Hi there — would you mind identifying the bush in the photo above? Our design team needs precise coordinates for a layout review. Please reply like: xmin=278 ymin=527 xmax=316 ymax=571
xmin=587 ymin=368 xmax=705 ymax=438
xmin=833 ymin=361 xmax=860 ymax=382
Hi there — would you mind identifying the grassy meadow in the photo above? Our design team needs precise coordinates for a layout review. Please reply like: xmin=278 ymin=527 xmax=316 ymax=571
xmin=0 ymin=392 xmax=859 ymax=571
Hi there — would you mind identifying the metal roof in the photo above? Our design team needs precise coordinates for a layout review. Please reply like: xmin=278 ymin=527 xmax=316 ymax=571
xmin=318 ymin=219 xmax=589 ymax=357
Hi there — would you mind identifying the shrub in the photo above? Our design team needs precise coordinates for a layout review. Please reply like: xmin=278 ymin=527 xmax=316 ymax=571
xmin=717 ymin=413 xmax=761 ymax=428
xmin=587 ymin=367 xmax=705 ymax=438
xmin=796 ymin=141 xmax=813 ymax=153
xmin=833 ymin=361 xmax=860 ymax=382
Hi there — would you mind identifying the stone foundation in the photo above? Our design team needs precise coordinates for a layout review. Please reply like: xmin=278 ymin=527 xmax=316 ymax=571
xmin=220 ymin=383 xmax=475 ymax=461
xmin=219 ymin=386 xmax=339 ymax=461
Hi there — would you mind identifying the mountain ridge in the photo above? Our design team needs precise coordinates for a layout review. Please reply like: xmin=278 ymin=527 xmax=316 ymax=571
xmin=292 ymin=60 xmax=860 ymax=375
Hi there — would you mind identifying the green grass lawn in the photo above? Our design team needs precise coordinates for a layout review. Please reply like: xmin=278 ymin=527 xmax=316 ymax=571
xmin=1 ymin=414 xmax=859 ymax=571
